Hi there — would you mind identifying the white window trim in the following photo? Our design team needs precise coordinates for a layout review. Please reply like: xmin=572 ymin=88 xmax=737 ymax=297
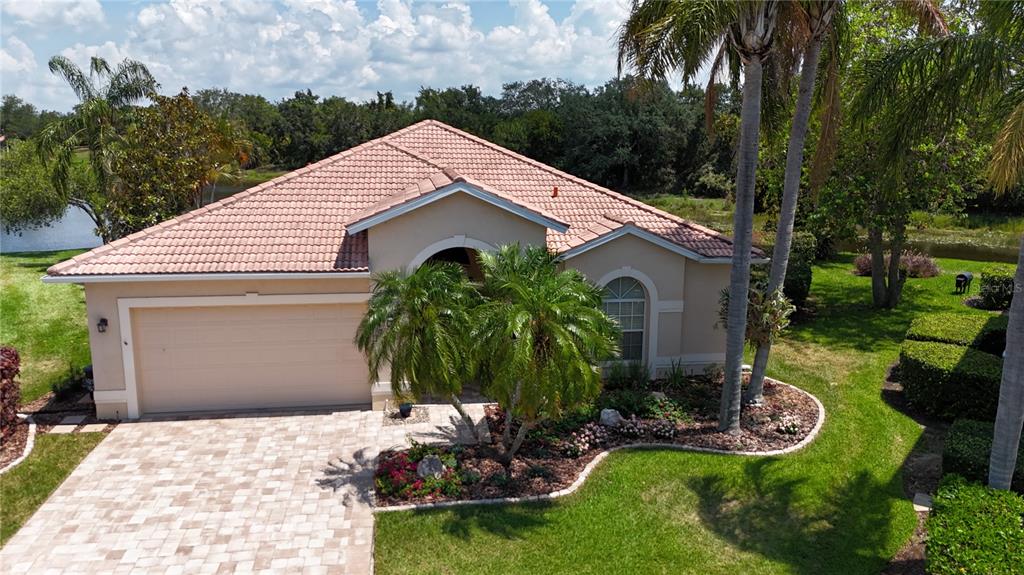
xmin=347 ymin=182 xmax=570 ymax=234
xmin=597 ymin=267 xmax=659 ymax=372
xmin=406 ymin=235 xmax=497 ymax=274
xmin=114 ymin=292 xmax=371 ymax=419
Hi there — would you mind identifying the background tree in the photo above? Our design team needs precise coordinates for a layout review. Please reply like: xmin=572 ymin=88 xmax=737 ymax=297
xmin=0 ymin=140 xmax=72 ymax=231
xmin=618 ymin=0 xmax=780 ymax=434
xmin=35 ymin=55 xmax=157 ymax=241
xmin=355 ymin=263 xmax=482 ymax=441
xmin=474 ymin=245 xmax=619 ymax=471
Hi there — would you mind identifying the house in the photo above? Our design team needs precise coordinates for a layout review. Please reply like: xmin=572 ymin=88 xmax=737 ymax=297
xmin=43 ymin=120 xmax=763 ymax=420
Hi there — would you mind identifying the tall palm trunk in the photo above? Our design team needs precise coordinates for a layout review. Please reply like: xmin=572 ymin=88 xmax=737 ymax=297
xmin=720 ymin=54 xmax=765 ymax=434
xmin=746 ymin=38 xmax=823 ymax=404
xmin=988 ymin=237 xmax=1024 ymax=490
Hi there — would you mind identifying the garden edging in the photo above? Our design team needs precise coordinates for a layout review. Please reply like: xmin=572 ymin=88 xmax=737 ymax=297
xmin=374 ymin=380 xmax=825 ymax=513
xmin=0 ymin=414 xmax=37 ymax=475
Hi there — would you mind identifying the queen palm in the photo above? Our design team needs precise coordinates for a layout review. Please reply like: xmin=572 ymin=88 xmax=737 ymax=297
xmin=852 ymin=0 xmax=1023 ymax=489
xmin=355 ymin=262 xmax=482 ymax=442
xmin=36 ymin=55 xmax=157 ymax=242
xmin=474 ymin=245 xmax=619 ymax=471
xmin=619 ymin=0 xmax=780 ymax=433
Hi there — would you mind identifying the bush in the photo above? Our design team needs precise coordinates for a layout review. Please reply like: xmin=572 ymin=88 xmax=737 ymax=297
xmin=596 ymin=389 xmax=649 ymax=418
xmin=375 ymin=443 xmax=464 ymax=500
xmin=759 ymin=232 xmax=816 ymax=308
xmin=1 ymin=346 xmax=21 ymax=439
xmin=979 ymin=268 xmax=1015 ymax=310
xmin=604 ymin=361 xmax=650 ymax=391
xmin=905 ymin=313 xmax=1008 ymax=355
xmin=898 ymin=340 xmax=1002 ymax=420
xmin=926 ymin=474 xmax=1024 ymax=575
xmin=943 ymin=419 xmax=1024 ymax=492
xmin=852 ymin=250 xmax=940 ymax=278
xmin=51 ymin=363 xmax=86 ymax=401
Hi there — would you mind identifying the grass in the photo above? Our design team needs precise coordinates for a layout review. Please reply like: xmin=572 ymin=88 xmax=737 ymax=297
xmin=641 ymin=195 xmax=771 ymax=238
xmin=0 ymin=250 xmax=90 ymax=403
xmin=374 ymin=255 xmax=1014 ymax=575
xmin=0 ymin=432 xmax=106 ymax=545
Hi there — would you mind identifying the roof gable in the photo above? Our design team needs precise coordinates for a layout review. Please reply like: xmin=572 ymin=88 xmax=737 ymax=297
xmin=46 ymin=119 xmax=751 ymax=279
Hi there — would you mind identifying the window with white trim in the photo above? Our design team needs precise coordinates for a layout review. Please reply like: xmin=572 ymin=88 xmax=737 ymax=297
xmin=602 ymin=277 xmax=646 ymax=361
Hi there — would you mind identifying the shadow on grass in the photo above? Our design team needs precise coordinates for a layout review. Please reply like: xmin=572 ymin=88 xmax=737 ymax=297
xmin=688 ymin=457 xmax=906 ymax=575
xmin=411 ymin=500 xmax=555 ymax=541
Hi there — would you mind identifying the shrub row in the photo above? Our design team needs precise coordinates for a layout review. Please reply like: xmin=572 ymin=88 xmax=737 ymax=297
xmin=979 ymin=269 xmax=1016 ymax=310
xmin=925 ymin=474 xmax=1024 ymax=575
xmin=943 ymin=419 xmax=1024 ymax=492
xmin=904 ymin=313 xmax=1008 ymax=355
xmin=898 ymin=340 xmax=1002 ymax=420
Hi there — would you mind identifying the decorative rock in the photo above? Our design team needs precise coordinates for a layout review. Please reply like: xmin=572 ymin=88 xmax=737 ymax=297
xmin=416 ymin=455 xmax=445 ymax=479
xmin=599 ymin=408 xmax=623 ymax=427
xmin=649 ymin=392 xmax=667 ymax=401
xmin=912 ymin=492 xmax=933 ymax=512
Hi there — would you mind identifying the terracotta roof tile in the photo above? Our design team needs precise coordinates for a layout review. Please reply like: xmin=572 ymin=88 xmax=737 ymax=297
xmin=49 ymin=119 xmax=750 ymax=277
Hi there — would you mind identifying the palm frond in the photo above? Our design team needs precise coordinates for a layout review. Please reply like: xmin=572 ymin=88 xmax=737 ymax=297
xmin=48 ymin=56 xmax=96 ymax=103
xmin=107 ymin=59 xmax=157 ymax=107
xmin=897 ymin=0 xmax=949 ymax=36
xmin=987 ymin=99 xmax=1024 ymax=194
xmin=89 ymin=56 xmax=112 ymax=79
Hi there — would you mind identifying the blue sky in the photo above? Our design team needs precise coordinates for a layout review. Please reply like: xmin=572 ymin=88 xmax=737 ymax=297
xmin=0 ymin=0 xmax=657 ymax=112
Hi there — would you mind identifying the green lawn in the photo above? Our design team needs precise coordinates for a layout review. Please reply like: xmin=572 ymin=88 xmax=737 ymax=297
xmin=0 ymin=432 xmax=106 ymax=545
xmin=374 ymin=255 xmax=1014 ymax=575
xmin=0 ymin=250 xmax=89 ymax=403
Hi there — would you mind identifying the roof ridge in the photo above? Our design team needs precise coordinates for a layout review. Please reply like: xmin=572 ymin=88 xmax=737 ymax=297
xmin=48 ymin=121 xmax=437 ymax=275
xmin=424 ymin=120 xmax=737 ymax=246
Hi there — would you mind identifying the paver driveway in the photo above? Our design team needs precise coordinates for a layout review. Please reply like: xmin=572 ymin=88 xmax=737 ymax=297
xmin=1 ymin=405 xmax=486 ymax=574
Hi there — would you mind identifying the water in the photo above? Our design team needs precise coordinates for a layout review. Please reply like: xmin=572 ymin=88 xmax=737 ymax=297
xmin=839 ymin=238 xmax=1019 ymax=264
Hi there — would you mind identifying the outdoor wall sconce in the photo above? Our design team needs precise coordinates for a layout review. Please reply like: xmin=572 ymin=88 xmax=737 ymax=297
xmin=96 ymin=318 xmax=108 ymax=333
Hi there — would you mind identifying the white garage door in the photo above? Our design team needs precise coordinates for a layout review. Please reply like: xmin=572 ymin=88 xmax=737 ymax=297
xmin=131 ymin=303 xmax=369 ymax=415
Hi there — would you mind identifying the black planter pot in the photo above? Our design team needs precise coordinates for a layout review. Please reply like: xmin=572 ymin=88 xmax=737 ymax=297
xmin=399 ymin=403 xmax=414 ymax=418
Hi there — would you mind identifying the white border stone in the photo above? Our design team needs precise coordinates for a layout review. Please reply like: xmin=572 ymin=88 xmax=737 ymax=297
xmin=374 ymin=380 xmax=825 ymax=513
xmin=0 ymin=414 xmax=37 ymax=475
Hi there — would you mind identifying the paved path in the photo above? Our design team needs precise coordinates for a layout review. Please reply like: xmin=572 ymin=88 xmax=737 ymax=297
xmin=1 ymin=405 xmax=487 ymax=574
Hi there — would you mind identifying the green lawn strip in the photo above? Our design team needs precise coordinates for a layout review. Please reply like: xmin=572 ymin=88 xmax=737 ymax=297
xmin=0 ymin=432 xmax=106 ymax=546
xmin=0 ymin=250 xmax=89 ymax=403
xmin=374 ymin=255 xmax=1008 ymax=574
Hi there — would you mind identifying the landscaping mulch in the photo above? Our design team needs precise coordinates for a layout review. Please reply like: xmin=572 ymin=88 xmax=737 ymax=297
xmin=20 ymin=390 xmax=93 ymax=415
xmin=375 ymin=380 xmax=821 ymax=507
xmin=0 ymin=421 xmax=30 ymax=469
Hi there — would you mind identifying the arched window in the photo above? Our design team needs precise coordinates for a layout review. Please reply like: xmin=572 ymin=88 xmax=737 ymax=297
xmin=602 ymin=277 xmax=646 ymax=361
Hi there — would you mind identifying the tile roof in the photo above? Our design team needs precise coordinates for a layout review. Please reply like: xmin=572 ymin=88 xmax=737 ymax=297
xmin=48 ymin=120 xmax=750 ymax=277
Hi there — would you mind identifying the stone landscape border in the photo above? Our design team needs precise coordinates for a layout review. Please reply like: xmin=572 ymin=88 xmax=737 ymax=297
xmin=0 ymin=414 xmax=37 ymax=476
xmin=374 ymin=380 xmax=826 ymax=513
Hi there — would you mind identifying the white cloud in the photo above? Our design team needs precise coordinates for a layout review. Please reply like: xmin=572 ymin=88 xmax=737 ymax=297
xmin=1 ymin=0 xmax=637 ymax=110
xmin=0 ymin=36 xmax=36 ymax=74
xmin=1 ymin=0 xmax=105 ymax=29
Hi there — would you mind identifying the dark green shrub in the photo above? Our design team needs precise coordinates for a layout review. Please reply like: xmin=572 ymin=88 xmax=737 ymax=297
xmin=604 ymin=361 xmax=650 ymax=391
xmin=898 ymin=341 xmax=1002 ymax=420
xmin=596 ymin=389 xmax=648 ymax=417
xmin=943 ymin=419 xmax=1024 ymax=492
xmin=979 ymin=268 xmax=1015 ymax=310
xmin=1 ymin=346 xmax=21 ymax=440
xmin=905 ymin=313 xmax=1008 ymax=355
xmin=926 ymin=474 xmax=1024 ymax=575
xmin=51 ymin=363 xmax=86 ymax=401
xmin=760 ymin=231 xmax=816 ymax=308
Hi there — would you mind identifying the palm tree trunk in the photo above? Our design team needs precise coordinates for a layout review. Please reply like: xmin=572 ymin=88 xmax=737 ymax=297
xmin=868 ymin=225 xmax=888 ymax=307
xmin=720 ymin=54 xmax=764 ymax=435
xmin=747 ymin=38 xmax=823 ymax=404
xmin=989 ymin=237 xmax=1024 ymax=490
xmin=500 ymin=419 xmax=533 ymax=475
xmin=884 ymin=225 xmax=906 ymax=308
xmin=449 ymin=394 xmax=484 ymax=445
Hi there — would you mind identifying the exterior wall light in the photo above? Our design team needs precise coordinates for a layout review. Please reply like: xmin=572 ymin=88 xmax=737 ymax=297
xmin=97 ymin=318 xmax=108 ymax=333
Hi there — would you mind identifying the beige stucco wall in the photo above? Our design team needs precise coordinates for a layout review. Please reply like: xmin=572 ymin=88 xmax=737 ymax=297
xmin=84 ymin=276 xmax=369 ymax=419
xmin=563 ymin=233 xmax=729 ymax=374
xmin=367 ymin=192 xmax=548 ymax=272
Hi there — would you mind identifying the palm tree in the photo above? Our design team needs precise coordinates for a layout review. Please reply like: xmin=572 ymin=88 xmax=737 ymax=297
xmin=355 ymin=262 xmax=482 ymax=442
xmin=619 ymin=0 xmax=780 ymax=433
xmin=852 ymin=0 xmax=1023 ymax=489
xmin=474 ymin=245 xmax=619 ymax=471
xmin=36 ymin=55 xmax=157 ymax=242
xmin=745 ymin=0 xmax=948 ymax=403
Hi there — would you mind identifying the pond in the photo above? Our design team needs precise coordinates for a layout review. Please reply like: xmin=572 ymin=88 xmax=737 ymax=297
xmin=839 ymin=238 xmax=1020 ymax=264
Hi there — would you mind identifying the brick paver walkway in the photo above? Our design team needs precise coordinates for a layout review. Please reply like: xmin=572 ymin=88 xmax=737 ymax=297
xmin=0 ymin=404 xmax=487 ymax=574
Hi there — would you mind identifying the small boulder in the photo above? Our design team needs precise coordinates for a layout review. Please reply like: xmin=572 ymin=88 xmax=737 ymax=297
xmin=416 ymin=455 xmax=445 ymax=479
xmin=649 ymin=391 xmax=667 ymax=401
xmin=599 ymin=408 xmax=624 ymax=427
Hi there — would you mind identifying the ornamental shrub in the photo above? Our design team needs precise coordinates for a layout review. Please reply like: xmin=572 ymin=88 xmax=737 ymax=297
xmin=943 ymin=419 xmax=1024 ymax=492
xmin=926 ymin=474 xmax=1024 ymax=575
xmin=852 ymin=250 xmax=940 ymax=278
xmin=905 ymin=313 xmax=1008 ymax=355
xmin=597 ymin=389 xmax=649 ymax=418
xmin=898 ymin=340 xmax=1002 ymax=420
xmin=1 ymin=346 xmax=21 ymax=439
xmin=979 ymin=268 xmax=1015 ymax=310
xmin=759 ymin=232 xmax=816 ymax=308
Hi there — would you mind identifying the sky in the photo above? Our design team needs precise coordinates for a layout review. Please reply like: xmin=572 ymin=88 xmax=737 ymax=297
xmin=0 ymin=0 xmax=686 ymax=112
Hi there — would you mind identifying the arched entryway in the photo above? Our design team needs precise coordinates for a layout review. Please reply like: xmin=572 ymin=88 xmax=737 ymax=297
xmin=425 ymin=246 xmax=484 ymax=281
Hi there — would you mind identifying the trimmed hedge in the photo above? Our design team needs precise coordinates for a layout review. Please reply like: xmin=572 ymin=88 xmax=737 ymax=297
xmin=979 ymin=269 xmax=1015 ymax=310
xmin=926 ymin=474 xmax=1024 ymax=575
xmin=898 ymin=340 xmax=1003 ymax=420
xmin=905 ymin=313 xmax=1008 ymax=355
xmin=944 ymin=419 xmax=1024 ymax=492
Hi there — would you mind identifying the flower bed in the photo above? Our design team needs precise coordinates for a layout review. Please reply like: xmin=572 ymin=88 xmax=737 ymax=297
xmin=374 ymin=378 xmax=822 ymax=507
